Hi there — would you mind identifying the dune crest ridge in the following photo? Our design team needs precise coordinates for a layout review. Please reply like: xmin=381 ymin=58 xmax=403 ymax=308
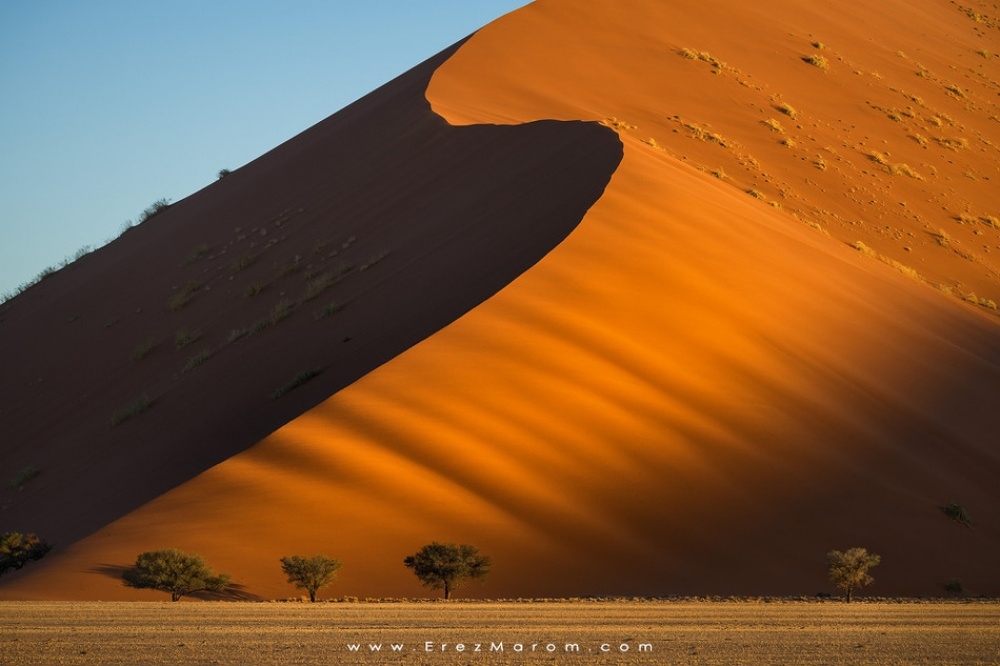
xmin=4 ymin=0 xmax=1000 ymax=600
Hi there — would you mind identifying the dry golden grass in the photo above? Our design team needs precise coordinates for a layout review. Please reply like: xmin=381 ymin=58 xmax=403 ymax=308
xmin=1 ymin=601 xmax=998 ymax=665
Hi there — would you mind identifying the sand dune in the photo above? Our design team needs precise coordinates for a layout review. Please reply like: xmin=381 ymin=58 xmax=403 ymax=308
xmin=3 ymin=0 xmax=999 ymax=600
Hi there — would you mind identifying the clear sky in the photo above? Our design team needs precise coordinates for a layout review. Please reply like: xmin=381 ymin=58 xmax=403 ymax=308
xmin=0 ymin=1 xmax=529 ymax=299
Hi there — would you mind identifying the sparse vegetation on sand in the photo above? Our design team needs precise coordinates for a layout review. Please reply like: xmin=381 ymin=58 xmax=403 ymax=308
xmin=168 ymin=280 xmax=201 ymax=311
xmin=109 ymin=394 xmax=152 ymax=426
xmin=942 ymin=501 xmax=974 ymax=527
xmin=803 ymin=53 xmax=830 ymax=70
xmin=270 ymin=368 xmax=322 ymax=399
xmin=7 ymin=466 xmax=40 ymax=490
xmin=1 ymin=601 xmax=998 ymax=666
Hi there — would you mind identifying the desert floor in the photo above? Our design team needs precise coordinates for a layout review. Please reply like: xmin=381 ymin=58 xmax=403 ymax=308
xmin=0 ymin=600 xmax=997 ymax=665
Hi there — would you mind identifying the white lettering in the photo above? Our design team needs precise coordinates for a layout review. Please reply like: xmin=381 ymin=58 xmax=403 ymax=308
xmin=490 ymin=642 xmax=504 ymax=652
xmin=455 ymin=644 xmax=465 ymax=653
xmin=565 ymin=643 xmax=581 ymax=653
xmin=424 ymin=642 xmax=434 ymax=652
xmin=347 ymin=644 xmax=361 ymax=652
xmin=638 ymin=643 xmax=653 ymax=653
xmin=601 ymin=644 xmax=611 ymax=653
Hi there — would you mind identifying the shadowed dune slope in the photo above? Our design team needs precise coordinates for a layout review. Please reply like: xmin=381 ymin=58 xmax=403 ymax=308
xmin=0 ymin=42 xmax=621 ymax=590
xmin=4 ymin=0 xmax=1000 ymax=600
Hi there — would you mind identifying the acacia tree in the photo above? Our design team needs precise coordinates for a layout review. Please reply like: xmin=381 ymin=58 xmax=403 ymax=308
xmin=122 ymin=549 xmax=230 ymax=601
xmin=280 ymin=554 xmax=342 ymax=602
xmin=827 ymin=547 xmax=881 ymax=602
xmin=0 ymin=532 xmax=52 ymax=577
xmin=403 ymin=542 xmax=490 ymax=600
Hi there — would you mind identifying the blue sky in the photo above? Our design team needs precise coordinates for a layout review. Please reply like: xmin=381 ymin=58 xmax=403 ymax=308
xmin=0 ymin=1 xmax=528 ymax=299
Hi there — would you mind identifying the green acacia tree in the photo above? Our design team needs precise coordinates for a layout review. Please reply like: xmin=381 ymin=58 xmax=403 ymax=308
xmin=0 ymin=532 xmax=52 ymax=576
xmin=280 ymin=554 xmax=342 ymax=602
xmin=122 ymin=549 xmax=230 ymax=601
xmin=403 ymin=542 xmax=490 ymax=600
xmin=827 ymin=547 xmax=881 ymax=602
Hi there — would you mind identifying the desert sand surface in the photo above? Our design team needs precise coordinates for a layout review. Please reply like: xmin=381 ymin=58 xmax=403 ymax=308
xmin=2 ymin=0 xmax=1000 ymax=601
xmin=1 ymin=601 xmax=999 ymax=666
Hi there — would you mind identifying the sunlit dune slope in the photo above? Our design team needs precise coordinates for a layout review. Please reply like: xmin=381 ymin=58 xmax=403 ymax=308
xmin=4 ymin=0 xmax=1000 ymax=600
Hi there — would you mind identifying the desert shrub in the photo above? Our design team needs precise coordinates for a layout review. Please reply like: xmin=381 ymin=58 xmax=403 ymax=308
xmin=942 ymin=502 xmax=973 ymax=527
xmin=271 ymin=369 xmax=322 ymax=400
xmin=315 ymin=301 xmax=341 ymax=320
xmin=8 ymin=466 xmax=39 ymax=489
xmin=869 ymin=151 xmax=889 ymax=165
xmin=280 ymin=555 xmax=342 ymax=602
xmin=776 ymin=102 xmax=798 ymax=119
xmin=0 ymin=532 xmax=52 ymax=576
xmin=217 ymin=168 xmax=232 ymax=179
xmin=933 ymin=229 xmax=951 ymax=247
xmin=889 ymin=163 xmax=923 ymax=179
xmin=181 ymin=244 xmax=210 ymax=266
xmin=747 ymin=189 xmax=766 ymax=200
xmin=122 ymin=549 xmax=230 ymax=601
xmin=301 ymin=272 xmax=335 ymax=302
xmin=944 ymin=83 xmax=966 ymax=98
xmin=827 ymin=547 xmax=880 ymax=602
xmin=168 ymin=280 xmax=200 ymax=311
xmin=174 ymin=328 xmax=201 ymax=350
xmin=944 ymin=580 xmax=964 ymax=595
xmin=127 ymin=199 xmax=170 ymax=234
xmin=131 ymin=339 xmax=157 ymax=361
xmin=935 ymin=137 xmax=969 ymax=151
xmin=853 ymin=241 xmax=877 ymax=257
xmin=244 ymin=283 xmax=264 ymax=298
xmin=110 ymin=394 xmax=151 ymax=426
xmin=230 ymin=254 xmax=256 ymax=274
xmin=403 ymin=542 xmax=491 ymax=600
xmin=803 ymin=53 xmax=829 ymax=70
xmin=359 ymin=250 xmax=389 ymax=272
xmin=181 ymin=348 xmax=212 ymax=373
xmin=763 ymin=118 xmax=785 ymax=133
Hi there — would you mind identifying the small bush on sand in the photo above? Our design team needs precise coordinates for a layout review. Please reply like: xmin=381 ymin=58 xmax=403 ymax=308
xmin=942 ymin=502 xmax=973 ymax=527
xmin=271 ymin=369 xmax=322 ymax=400
xmin=0 ymin=532 xmax=52 ymax=576
xmin=110 ymin=394 xmax=151 ymax=426
xmin=776 ymin=102 xmax=798 ymax=119
xmin=803 ymin=53 xmax=830 ymax=70
xmin=7 ymin=467 xmax=39 ymax=489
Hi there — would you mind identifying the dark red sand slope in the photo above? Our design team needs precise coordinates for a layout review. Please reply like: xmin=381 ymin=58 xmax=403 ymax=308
xmin=0 ymin=43 xmax=620 ymax=562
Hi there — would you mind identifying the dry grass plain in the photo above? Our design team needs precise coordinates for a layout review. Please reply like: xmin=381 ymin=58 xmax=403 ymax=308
xmin=0 ymin=600 xmax=998 ymax=665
